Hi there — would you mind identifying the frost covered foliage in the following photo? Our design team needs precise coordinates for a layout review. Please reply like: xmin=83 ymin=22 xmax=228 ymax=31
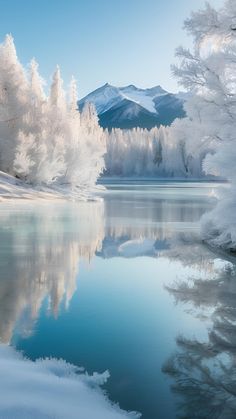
xmin=0 ymin=35 xmax=106 ymax=192
xmin=172 ymin=0 xmax=236 ymax=250
xmin=0 ymin=344 xmax=140 ymax=419
xmin=105 ymin=124 xmax=213 ymax=178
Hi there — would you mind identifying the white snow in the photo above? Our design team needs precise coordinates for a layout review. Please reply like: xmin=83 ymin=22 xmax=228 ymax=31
xmin=0 ymin=171 xmax=104 ymax=201
xmin=122 ymin=92 xmax=156 ymax=113
xmin=120 ymin=87 xmax=157 ymax=114
xmin=81 ymin=84 xmax=123 ymax=115
xmin=81 ymin=83 xmax=169 ymax=115
xmin=119 ymin=238 xmax=155 ymax=257
xmin=0 ymin=344 xmax=140 ymax=419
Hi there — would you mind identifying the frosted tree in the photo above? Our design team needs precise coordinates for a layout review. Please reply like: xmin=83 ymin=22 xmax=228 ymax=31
xmin=13 ymin=131 xmax=35 ymax=179
xmin=49 ymin=66 xmax=66 ymax=111
xmin=0 ymin=35 xmax=29 ymax=173
xmin=0 ymin=34 xmax=106 ymax=194
xmin=41 ymin=65 xmax=67 ymax=184
xmin=14 ymin=59 xmax=47 ymax=182
xmin=79 ymin=102 xmax=106 ymax=187
xmin=105 ymin=125 xmax=205 ymax=178
xmin=14 ymin=63 xmax=66 ymax=185
xmin=63 ymin=77 xmax=91 ymax=188
xmin=172 ymin=0 xmax=236 ymax=249
xmin=29 ymin=58 xmax=46 ymax=105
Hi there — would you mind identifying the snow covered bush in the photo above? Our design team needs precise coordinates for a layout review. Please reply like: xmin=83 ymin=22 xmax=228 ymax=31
xmin=172 ymin=0 xmax=236 ymax=250
xmin=0 ymin=35 xmax=106 ymax=192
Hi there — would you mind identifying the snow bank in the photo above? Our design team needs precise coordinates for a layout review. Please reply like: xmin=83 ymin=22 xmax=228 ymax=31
xmin=0 ymin=171 xmax=104 ymax=201
xmin=0 ymin=344 xmax=140 ymax=419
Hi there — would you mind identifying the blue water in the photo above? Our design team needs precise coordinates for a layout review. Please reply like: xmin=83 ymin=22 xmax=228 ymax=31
xmin=0 ymin=182 xmax=233 ymax=419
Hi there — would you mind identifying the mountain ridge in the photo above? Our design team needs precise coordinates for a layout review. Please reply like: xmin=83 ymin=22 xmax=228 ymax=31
xmin=79 ymin=83 xmax=186 ymax=129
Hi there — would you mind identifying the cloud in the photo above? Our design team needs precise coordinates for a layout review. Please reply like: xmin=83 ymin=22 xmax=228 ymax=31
xmin=0 ymin=344 xmax=141 ymax=419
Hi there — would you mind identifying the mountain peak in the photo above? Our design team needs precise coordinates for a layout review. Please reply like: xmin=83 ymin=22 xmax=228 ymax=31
xmin=79 ymin=83 xmax=186 ymax=129
xmin=123 ymin=84 xmax=137 ymax=90
xmin=146 ymin=85 xmax=167 ymax=95
xmin=103 ymin=82 xmax=113 ymax=88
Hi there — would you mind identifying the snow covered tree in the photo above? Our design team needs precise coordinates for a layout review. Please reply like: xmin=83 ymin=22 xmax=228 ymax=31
xmin=105 ymin=125 xmax=205 ymax=178
xmin=49 ymin=66 xmax=66 ymax=111
xmin=0 ymin=35 xmax=106 ymax=194
xmin=14 ymin=59 xmax=48 ymax=183
xmin=0 ymin=34 xmax=29 ymax=174
xmin=172 ymin=0 xmax=236 ymax=250
xmin=29 ymin=58 xmax=46 ymax=105
xmin=80 ymin=102 xmax=106 ymax=187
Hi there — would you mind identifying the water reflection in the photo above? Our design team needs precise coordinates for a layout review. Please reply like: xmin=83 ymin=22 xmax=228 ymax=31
xmin=0 ymin=201 xmax=104 ymax=343
xmin=100 ymin=184 xmax=216 ymax=258
xmin=0 ymin=182 xmax=234 ymax=418
xmin=104 ymin=184 xmax=214 ymax=237
xmin=162 ymin=233 xmax=236 ymax=419
xmin=103 ymin=184 xmax=236 ymax=418
xmin=0 ymin=184 xmax=218 ymax=345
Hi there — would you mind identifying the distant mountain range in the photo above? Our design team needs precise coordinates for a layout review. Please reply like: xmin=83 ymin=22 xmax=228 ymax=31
xmin=79 ymin=83 xmax=187 ymax=129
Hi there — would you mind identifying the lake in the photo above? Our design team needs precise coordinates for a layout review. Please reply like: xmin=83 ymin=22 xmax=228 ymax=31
xmin=0 ymin=181 xmax=235 ymax=419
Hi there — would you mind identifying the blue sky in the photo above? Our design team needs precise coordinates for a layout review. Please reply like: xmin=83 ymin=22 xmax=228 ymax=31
xmin=0 ymin=0 xmax=224 ymax=97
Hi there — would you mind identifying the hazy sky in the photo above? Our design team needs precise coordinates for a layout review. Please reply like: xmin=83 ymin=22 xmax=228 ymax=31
xmin=0 ymin=0 xmax=224 ymax=97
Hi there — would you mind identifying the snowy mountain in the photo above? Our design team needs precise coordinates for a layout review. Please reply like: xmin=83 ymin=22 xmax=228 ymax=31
xmin=79 ymin=83 xmax=186 ymax=129
xmin=96 ymin=236 xmax=170 ymax=258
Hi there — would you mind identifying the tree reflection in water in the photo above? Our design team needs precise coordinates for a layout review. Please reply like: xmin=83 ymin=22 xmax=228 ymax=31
xmin=0 ymin=201 xmax=104 ymax=343
xmin=162 ymin=234 xmax=236 ymax=419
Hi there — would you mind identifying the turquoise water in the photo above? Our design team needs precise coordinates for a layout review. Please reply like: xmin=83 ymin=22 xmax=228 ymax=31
xmin=0 ymin=182 xmax=234 ymax=419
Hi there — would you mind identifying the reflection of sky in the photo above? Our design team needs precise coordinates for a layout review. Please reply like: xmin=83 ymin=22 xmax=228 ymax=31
xmin=15 ymin=256 xmax=211 ymax=419
xmin=0 ymin=182 xmax=232 ymax=419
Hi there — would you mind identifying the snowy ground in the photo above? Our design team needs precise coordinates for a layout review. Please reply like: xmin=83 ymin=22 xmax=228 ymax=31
xmin=0 ymin=171 xmax=104 ymax=201
xmin=0 ymin=344 xmax=140 ymax=419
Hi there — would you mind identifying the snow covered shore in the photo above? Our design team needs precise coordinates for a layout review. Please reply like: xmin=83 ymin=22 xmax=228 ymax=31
xmin=0 ymin=171 xmax=104 ymax=201
xmin=0 ymin=344 xmax=140 ymax=419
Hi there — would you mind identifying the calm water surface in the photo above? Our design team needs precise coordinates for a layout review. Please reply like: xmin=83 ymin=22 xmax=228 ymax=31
xmin=0 ymin=182 xmax=235 ymax=419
